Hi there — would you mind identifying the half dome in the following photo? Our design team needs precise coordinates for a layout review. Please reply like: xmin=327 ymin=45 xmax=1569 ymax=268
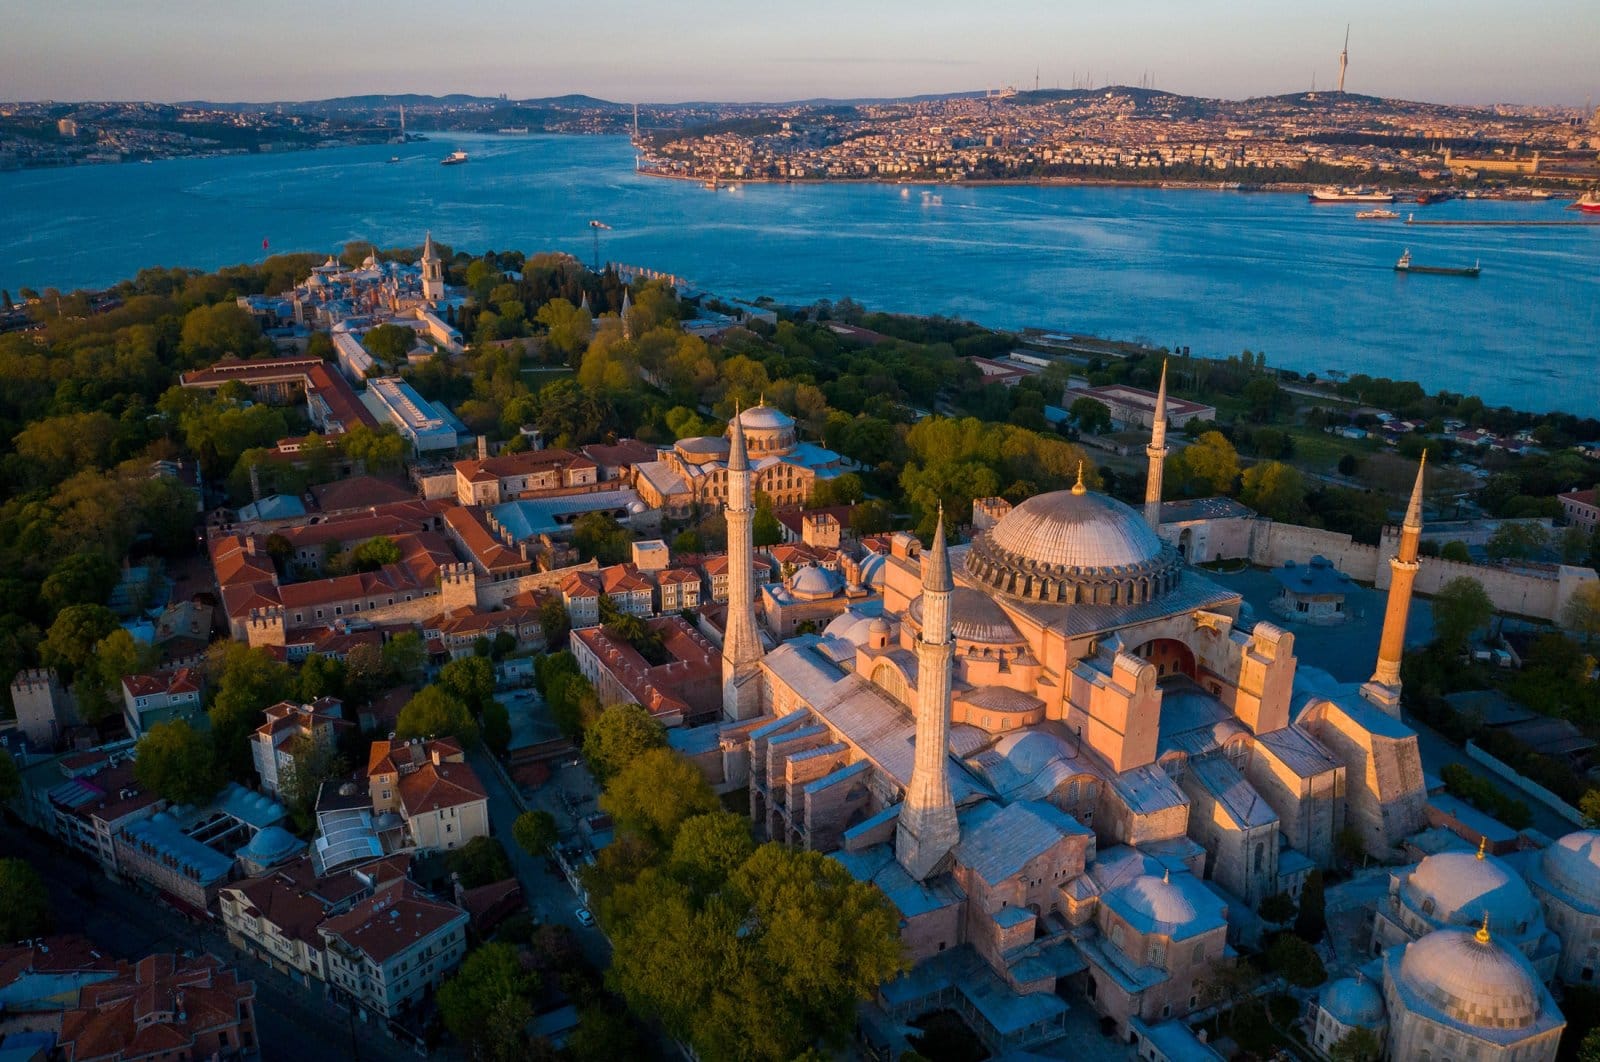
xmin=910 ymin=587 xmax=1024 ymax=645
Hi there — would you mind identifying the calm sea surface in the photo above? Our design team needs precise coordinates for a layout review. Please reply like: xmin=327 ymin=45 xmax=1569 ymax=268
xmin=3 ymin=134 xmax=1597 ymax=415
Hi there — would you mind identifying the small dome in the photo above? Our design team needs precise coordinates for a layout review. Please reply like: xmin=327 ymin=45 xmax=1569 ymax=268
xmin=789 ymin=564 xmax=841 ymax=600
xmin=738 ymin=405 xmax=794 ymax=432
xmin=1320 ymin=976 xmax=1385 ymax=1028
xmin=1405 ymin=850 xmax=1540 ymax=934
xmin=1119 ymin=874 xmax=1197 ymax=931
xmin=1542 ymin=830 xmax=1600 ymax=906
xmin=1399 ymin=928 xmax=1541 ymax=1029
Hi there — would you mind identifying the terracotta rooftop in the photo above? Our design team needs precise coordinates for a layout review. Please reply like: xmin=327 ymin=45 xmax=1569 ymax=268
xmin=121 ymin=667 xmax=201 ymax=700
xmin=397 ymin=760 xmax=488 ymax=816
xmin=444 ymin=506 xmax=527 ymax=572
xmin=318 ymin=882 xmax=466 ymax=964
xmin=310 ymin=475 xmax=416 ymax=513
xmin=453 ymin=448 xmax=595 ymax=483
xmin=58 ymin=953 xmax=254 ymax=1062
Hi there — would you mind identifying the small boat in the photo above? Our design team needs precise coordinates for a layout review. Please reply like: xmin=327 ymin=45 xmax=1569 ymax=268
xmin=1356 ymin=208 xmax=1400 ymax=220
xmin=1395 ymin=249 xmax=1480 ymax=277
xmin=1574 ymin=191 xmax=1600 ymax=214
xmin=440 ymin=150 xmax=469 ymax=166
xmin=387 ymin=155 xmax=400 ymax=164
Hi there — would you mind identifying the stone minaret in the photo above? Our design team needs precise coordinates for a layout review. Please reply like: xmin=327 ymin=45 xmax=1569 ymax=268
xmin=420 ymin=232 xmax=444 ymax=304
xmin=721 ymin=408 xmax=765 ymax=721
xmin=1144 ymin=359 xmax=1169 ymax=529
xmin=896 ymin=509 xmax=960 ymax=881
xmin=1362 ymin=453 xmax=1426 ymax=715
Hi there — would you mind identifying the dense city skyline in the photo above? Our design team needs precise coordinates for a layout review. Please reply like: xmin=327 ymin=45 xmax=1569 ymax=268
xmin=4 ymin=0 xmax=1597 ymax=106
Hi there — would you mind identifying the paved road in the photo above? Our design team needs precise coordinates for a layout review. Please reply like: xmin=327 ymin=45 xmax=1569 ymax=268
xmin=467 ymin=748 xmax=612 ymax=971
xmin=0 ymin=821 xmax=423 ymax=1062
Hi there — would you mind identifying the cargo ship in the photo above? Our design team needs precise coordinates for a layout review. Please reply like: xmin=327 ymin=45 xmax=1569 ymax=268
xmin=1395 ymin=249 xmax=1479 ymax=277
xmin=1356 ymin=208 xmax=1400 ymax=220
xmin=440 ymin=150 xmax=469 ymax=166
xmin=1574 ymin=192 xmax=1600 ymax=214
xmin=1309 ymin=186 xmax=1396 ymax=203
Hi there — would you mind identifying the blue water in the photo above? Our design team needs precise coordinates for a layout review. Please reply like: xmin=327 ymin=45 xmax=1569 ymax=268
xmin=3 ymin=134 xmax=1597 ymax=415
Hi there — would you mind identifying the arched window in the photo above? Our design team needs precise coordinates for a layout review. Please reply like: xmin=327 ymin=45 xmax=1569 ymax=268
xmin=1422 ymin=899 xmax=1436 ymax=916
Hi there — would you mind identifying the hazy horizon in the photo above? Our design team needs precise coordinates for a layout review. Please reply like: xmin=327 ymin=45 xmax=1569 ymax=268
xmin=3 ymin=1 xmax=1596 ymax=108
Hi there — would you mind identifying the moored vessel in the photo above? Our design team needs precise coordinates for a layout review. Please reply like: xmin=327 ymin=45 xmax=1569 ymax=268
xmin=1574 ymin=191 xmax=1600 ymax=214
xmin=440 ymin=150 xmax=469 ymax=166
xmin=1356 ymin=208 xmax=1400 ymax=219
xmin=1310 ymin=186 xmax=1397 ymax=203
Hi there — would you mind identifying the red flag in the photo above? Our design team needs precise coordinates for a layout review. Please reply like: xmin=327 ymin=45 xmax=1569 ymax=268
xmin=262 ymin=238 xmax=270 ymax=251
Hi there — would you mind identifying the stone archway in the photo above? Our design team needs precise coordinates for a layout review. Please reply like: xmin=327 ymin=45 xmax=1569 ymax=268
xmin=1131 ymin=637 xmax=1197 ymax=681
xmin=1178 ymin=527 xmax=1194 ymax=558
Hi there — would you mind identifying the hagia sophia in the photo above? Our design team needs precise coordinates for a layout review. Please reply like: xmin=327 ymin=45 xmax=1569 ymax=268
xmin=672 ymin=366 xmax=1597 ymax=1058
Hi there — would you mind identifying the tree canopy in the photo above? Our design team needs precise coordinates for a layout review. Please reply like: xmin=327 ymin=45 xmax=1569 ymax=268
xmin=134 ymin=719 xmax=221 ymax=806
xmin=0 ymin=859 xmax=51 ymax=942
xmin=436 ymin=942 xmax=539 ymax=1062
xmin=583 ymin=703 xmax=667 ymax=780
xmin=1431 ymin=576 xmax=1493 ymax=653
xmin=396 ymin=685 xmax=479 ymax=746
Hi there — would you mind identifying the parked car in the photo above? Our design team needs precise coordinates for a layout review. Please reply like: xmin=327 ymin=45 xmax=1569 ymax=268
xmin=575 ymin=907 xmax=596 ymax=928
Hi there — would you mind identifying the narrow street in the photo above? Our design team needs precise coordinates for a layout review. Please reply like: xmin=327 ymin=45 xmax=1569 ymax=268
xmin=0 ymin=821 xmax=423 ymax=1062
xmin=467 ymin=748 xmax=612 ymax=971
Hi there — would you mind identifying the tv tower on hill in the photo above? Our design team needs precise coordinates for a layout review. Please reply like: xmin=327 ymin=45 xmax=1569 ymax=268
xmin=1337 ymin=25 xmax=1350 ymax=93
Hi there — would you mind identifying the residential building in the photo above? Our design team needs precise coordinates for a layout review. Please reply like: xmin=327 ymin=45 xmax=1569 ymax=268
xmin=570 ymin=616 xmax=723 ymax=727
xmin=250 ymin=699 xmax=348 ymax=798
xmin=452 ymin=448 xmax=599 ymax=506
xmin=318 ymin=883 xmax=469 ymax=1020
xmin=1559 ymin=487 xmax=1598 ymax=534
xmin=56 ymin=953 xmax=258 ymax=1061
xmin=366 ymin=738 xmax=490 ymax=852
xmin=365 ymin=376 xmax=459 ymax=452
xmin=120 ymin=668 xmax=203 ymax=739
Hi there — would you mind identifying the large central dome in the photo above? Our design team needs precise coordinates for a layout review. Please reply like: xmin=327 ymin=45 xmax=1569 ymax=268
xmin=964 ymin=486 xmax=1183 ymax=606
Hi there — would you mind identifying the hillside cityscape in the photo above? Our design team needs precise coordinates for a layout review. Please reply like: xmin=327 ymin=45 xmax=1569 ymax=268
xmin=5 ymin=89 xmax=1600 ymax=193
xmin=3 ymin=11 xmax=1600 ymax=1062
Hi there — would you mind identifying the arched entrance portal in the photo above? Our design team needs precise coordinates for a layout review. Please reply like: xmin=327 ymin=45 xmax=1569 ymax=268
xmin=1130 ymin=637 xmax=1197 ymax=681
xmin=1178 ymin=527 xmax=1194 ymax=559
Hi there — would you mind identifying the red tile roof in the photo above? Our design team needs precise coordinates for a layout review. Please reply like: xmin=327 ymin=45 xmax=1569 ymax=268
xmin=318 ymin=882 xmax=466 ymax=964
xmin=57 ymin=953 xmax=254 ymax=1062
xmin=453 ymin=448 xmax=595 ymax=483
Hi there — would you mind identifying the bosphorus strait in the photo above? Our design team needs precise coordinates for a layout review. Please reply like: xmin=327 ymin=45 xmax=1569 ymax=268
xmin=3 ymin=133 xmax=1596 ymax=413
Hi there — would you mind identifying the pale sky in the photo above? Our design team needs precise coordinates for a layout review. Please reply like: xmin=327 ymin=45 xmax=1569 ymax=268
xmin=3 ymin=0 xmax=1596 ymax=106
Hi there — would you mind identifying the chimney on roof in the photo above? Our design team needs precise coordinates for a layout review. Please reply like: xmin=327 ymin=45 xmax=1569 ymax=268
xmin=477 ymin=435 xmax=488 ymax=461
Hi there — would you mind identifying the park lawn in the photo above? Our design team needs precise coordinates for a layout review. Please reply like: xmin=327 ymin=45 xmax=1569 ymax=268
xmin=1285 ymin=426 xmax=1377 ymax=473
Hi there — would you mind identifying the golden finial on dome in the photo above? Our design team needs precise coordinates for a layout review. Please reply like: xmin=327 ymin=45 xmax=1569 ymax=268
xmin=1477 ymin=835 xmax=1487 ymax=860
xmin=1071 ymin=461 xmax=1087 ymax=495
xmin=1162 ymin=867 xmax=1170 ymax=884
xmin=1476 ymin=911 xmax=1492 ymax=945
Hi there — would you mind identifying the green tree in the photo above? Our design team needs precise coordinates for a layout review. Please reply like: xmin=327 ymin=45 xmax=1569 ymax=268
xmin=1441 ymin=540 xmax=1472 ymax=562
xmin=338 ymin=424 xmax=409 ymax=476
xmin=668 ymin=812 xmax=756 ymax=895
xmin=278 ymin=732 xmax=347 ymax=828
xmin=396 ymin=686 xmax=479 ymax=746
xmin=40 ymin=604 xmax=120 ymax=681
xmin=1170 ymin=431 xmax=1240 ymax=495
xmin=583 ymin=703 xmax=667 ymax=780
xmin=1258 ymin=892 xmax=1297 ymax=924
xmin=361 ymin=323 xmax=415 ymax=364
xmin=40 ymin=551 xmax=121 ymax=615
xmin=481 ymin=701 xmax=511 ymax=757
xmin=180 ymin=302 xmax=265 ymax=361
xmin=381 ymin=630 xmax=427 ymax=685
xmin=565 ymin=1004 xmax=647 ymax=1062
xmin=570 ymin=512 xmax=632 ymax=564
xmin=0 ymin=859 xmax=51 ymax=942
xmin=539 ymin=598 xmax=570 ymax=650
xmin=446 ymin=836 xmax=514 ymax=889
xmin=535 ymin=298 xmax=593 ymax=363
xmin=753 ymin=502 xmax=783 ymax=547
xmin=1295 ymin=869 xmax=1327 ymax=942
xmin=601 ymin=747 xmax=719 ymax=847
xmin=344 ymin=536 xmax=402 ymax=572
xmin=208 ymin=643 xmax=293 ymax=779
xmin=436 ymin=942 xmax=538 ymax=1062
xmin=1562 ymin=581 xmax=1600 ymax=649
xmin=1068 ymin=396 xmax=1112 ymax=435
xmin=134 ymin=719 xmax=220 ymax=806
xmin=1579 ymin=789 xmax=1600 ymax=827
xmin=1328 ymin=1026 xmax=1382 ymax=1062
xmin=513 ymin=810 xmax=558 ymax=856
xmin=0 ymin=751 xmax=21 ymax=803
xmin=77 ymin=628 xmax=160 ymax=723
xmin=439 ymin=656 xmax=497 ymax=716
xmin=1240 ymin=461 xmax=1309 ymax=521
xmin=296 ymin=652 xmax=346 ymax=702
xmin=1431 ymin=576 xmax=1493 ymax=653
xmin=1265 ymin=932 xmax=1326 ymax=987
xmin=1487 ymin=521 xmax=1550 ymax=562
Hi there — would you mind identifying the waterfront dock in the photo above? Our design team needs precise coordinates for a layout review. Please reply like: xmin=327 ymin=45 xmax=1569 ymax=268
xmin=1403 ymin=217 xmax=1600 ymax=227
